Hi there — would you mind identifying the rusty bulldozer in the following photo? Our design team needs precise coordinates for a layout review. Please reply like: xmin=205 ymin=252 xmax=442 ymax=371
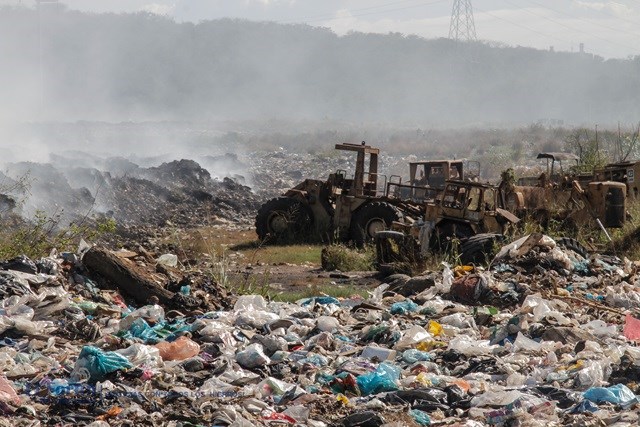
xmin=376 ymin=163 xmax=627 ymax=272
xmin=255 ymin=143 xmax=474 ymax=245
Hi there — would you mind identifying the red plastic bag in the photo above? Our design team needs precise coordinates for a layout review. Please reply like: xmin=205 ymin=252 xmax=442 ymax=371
xmin=624 ymin=313 xmax=640 ymax=341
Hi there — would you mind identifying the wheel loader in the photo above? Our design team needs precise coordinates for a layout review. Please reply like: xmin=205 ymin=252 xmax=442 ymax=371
xmin=376 ymin=180 xmax=521 ymax=270
xmin=255 ymin=143 xmax=470 ymax=245
xmin=375 ymin=172 xmax=627 ymax=271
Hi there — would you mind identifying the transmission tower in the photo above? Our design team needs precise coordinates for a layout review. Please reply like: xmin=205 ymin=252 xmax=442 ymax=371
xmin=449 ymin=0 xmax=477 ymax=42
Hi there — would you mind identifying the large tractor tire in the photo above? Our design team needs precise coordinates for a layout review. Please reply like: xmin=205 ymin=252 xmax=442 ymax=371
xmin=555 ymin=237 xmax=589 ymax=259
xmin=350 ymin=202 xmax=402 ymax=247
xmin=255 ymin=197 xmax=313 ymax=243
xmin=460 ymin=233 xmax=505 ymax=265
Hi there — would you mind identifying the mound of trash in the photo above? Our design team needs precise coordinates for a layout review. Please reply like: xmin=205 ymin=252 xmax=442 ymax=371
xmin=0 ymin=235 xmax=639 ymax=425
xmin=0 ymin=156 xmax=262 ymax=229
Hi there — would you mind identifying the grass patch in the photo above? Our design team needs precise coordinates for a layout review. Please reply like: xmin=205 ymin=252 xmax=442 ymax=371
xmin=321 ymin=244 xmax=376 ymax=271
xmin=247 ymin=245 xmax=322 ymax=266
xmin=609 ymin=199 xmax=640 ymax=259
xmin=167 ymin=227 xmax=323 ymax=266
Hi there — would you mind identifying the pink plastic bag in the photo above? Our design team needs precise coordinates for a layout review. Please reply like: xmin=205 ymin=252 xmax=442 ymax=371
xmin=155 ymin=336 xmax=200 ymax=361
xmin=0 ymin=376 xmax=20 ymax=405
xmin=624 ymin=313 xmax=640 ymax=341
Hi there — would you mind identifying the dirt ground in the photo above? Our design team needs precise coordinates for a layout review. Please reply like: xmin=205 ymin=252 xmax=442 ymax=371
xmin=228 ymin=262 xmax=384 ymax=294
xmin=150 ymin=225 xmax=384 ymax=298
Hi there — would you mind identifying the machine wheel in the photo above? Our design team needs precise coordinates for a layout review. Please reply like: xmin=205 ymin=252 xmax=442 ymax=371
xmin=555 ymin=237 xmax=589 ymax=259
xmin=350 ymin=202 xmax=402 ymax=247
xmin=460 ymin=233 xmax=505 ymax=265
xmin=255 ymin=197 xmax=313 ymax=242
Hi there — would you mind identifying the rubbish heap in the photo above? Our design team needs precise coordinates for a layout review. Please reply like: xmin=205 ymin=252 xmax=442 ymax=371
xmin=1 ymin=234 xmax=640 ymax=426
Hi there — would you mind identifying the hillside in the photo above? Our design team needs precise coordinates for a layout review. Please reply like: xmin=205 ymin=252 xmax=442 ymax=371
xmin=1 ymin=6 xmax=639 ymax=125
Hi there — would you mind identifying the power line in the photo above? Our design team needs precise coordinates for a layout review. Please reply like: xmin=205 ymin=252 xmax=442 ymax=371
xmin=277 ymin=0 xmax=448 ymax=24
xmin=501 ymin=0 xmax=639 ymax=52
xmin=473 ymin=5 xmax=569 ymax=45
xmin=522 ymin=0 xmax=640 ymax=36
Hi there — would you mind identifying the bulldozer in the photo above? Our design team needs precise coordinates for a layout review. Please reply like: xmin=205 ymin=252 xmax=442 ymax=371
xmin=375 ymin=169 xmax=627 ymax=271
xmin=255 ymin=143 xmax=472 ymax=245
xmin=376 ymin=180 xmax=520 ymax=270
xmin=501 ymin=153 xmax=627 ymax=233
xmin=256 ymin=142 xmax=412 ymax=245
xmin=594 ymin=160 xmax=640 ymax=201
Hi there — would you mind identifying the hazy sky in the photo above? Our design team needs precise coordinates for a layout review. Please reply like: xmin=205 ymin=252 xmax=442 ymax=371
xmin=8 ymin=0 xmax=640 ymax=58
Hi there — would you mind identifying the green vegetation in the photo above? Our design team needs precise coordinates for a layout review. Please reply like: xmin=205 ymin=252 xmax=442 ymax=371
xmin=609 ymin=199 xmax=640 ymax=259
xmin=0 ymin=210 xmax=116 ymax=260
xmin=320 ymin=244 xmax=376 ymax=272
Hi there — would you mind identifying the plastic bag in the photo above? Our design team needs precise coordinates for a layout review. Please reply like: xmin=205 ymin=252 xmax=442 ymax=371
xmin=0 ymin=375 xmax=20 ymax=405
xmin=624 ymin=313 xmax=640 ymax=341
xmin=156 ymin=253 xmax=178 ymax=267
xmin=448 ymin=336 xmax=497 ymax=356
xmin=402 ymin=349 xmax=431 ymax=364
xmin=72 ymin=346 xmax=133 ymax=382
xmin=119 ymin=304 xmax=165 ymax=331
xmin=316 ymin=316 xmax=340 ymax=332
xmin=583 ymin=384 xmax=637 ymax=405
xmin=512 ymin=332 xmax=543 ymax=352
xmin=437 ymin=262 xmax=453 ymax=293
xmin=155 ymin=336 xmax=200 ymax=361
xmin=470 ymin=390 xmax=531 ymax=407
xmin=116 ymin=344 xmax=163 ymax=368
xmin=236 ymin=343 xmax=271 ymax=368
xmin=299 ymin=296 xmax=340 ymax=307
xmin=439 ymin=313 xmax=476 ymax=329
xmin=409 ymin=409 xmax=431 ymax=426
xmin=390 ymin=300 xmax=418 ymax=315
xmin=235 ymin=310 xmax=279 ymax=328
xmin=394 ymin=325 xmax=431 ymax=350
xmin=258 ymin=377 xmax=295 ymax=396
xmin=234 ymin=294 xmax=268 ymax=311
xmin=369 ymin=284 xmax=389 ymax=303
xmin=427 ymin=320 xmax=442 ymax=336
xmin=577 ymin=360 xmax=609 ymax=389
xmin=356 ymin=362 xmax=400 ymax=396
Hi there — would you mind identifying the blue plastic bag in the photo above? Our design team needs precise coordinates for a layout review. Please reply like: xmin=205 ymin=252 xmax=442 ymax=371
xmin=390 ymin=300 xmax=418 ymax=315
xmin=402 ymin=349 xmax=431 ymax=364
xmin=583 ymin=384 xmax=637 ymax=405
xmin=356 ymin=362 xmax=400 ymax=395
xmin=409 ymin=409 xmax=431 ymax=425
xmin=73 ymin=346 xmax=132 ymax=382
xmin=300 ymin=296 xmax=340 ymax=306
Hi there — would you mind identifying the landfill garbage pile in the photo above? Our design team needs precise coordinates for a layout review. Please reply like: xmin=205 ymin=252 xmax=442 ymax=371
xmin=0 ymin=157 xmax=262 ymax=230
xmin=1 ymin=234 xmax=640 ymax=426
xmin=1 ymin=146 xmax=418 ymax=231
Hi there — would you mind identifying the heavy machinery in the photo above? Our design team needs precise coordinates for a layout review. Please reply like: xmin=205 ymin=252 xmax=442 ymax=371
xmin=376 ymin=179 xmax=520 ymax=270
xmin=497 ymin=152 xmax=626 ymax=231
xmin=376 ymin=169 xmax=627 ymax=270
xmin=595 ymin=160 xmax=640 ymax=200
xmin=517 ymin=152 xmax=581 ymax=187
xmin=255 ymin=143 xmax=470 ymax=245
xmin=386 ymin=159 xmax=479 ymax=202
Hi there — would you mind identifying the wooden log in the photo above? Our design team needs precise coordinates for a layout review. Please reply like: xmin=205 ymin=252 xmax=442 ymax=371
xmin=83 ymin=246 xmax=174 ymax=305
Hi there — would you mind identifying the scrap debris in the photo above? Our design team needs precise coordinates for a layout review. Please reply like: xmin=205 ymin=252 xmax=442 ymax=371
xmin=0 ymin=234 xmax=639 ymax=426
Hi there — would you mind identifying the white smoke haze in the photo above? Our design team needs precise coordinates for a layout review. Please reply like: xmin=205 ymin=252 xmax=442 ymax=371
xmin=0 ymin=3 xmax=638 ymax=224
